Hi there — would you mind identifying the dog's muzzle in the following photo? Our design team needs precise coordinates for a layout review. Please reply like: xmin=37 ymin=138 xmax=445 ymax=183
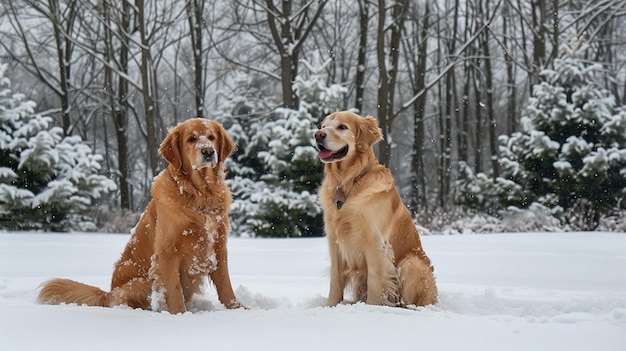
xmin=314 ymin=130 xmax=348 ymax=162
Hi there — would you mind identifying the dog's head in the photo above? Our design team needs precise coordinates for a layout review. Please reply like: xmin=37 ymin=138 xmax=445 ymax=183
xmin=314 ymin=111 xmax=382 ymax=163
xmin=159 ymin=118 xmax=235 ymax=173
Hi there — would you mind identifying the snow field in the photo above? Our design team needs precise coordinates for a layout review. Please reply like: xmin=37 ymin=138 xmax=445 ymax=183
xmin=1 ymin=232 xmax=625 ymax=350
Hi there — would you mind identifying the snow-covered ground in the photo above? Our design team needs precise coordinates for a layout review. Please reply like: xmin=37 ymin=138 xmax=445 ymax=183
xmin=1 ymin=231 xmax=625 ymax=350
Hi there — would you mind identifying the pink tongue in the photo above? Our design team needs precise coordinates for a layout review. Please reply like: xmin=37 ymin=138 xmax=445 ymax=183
xmin=319 ymin=149 xmax=334 ymax=159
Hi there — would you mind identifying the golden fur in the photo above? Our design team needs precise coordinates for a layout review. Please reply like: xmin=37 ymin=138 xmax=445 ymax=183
xmin=38 ymin=118 xmax=243 ymax=313
xmin=315 ymin=111 xmax=437 ymax=307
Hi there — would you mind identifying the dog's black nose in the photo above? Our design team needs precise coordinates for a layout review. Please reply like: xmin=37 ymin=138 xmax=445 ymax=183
xmin=315 ymin=130 xmax=326 ymax=141
xmin=202 ymin=149 xmax=215 ymax=159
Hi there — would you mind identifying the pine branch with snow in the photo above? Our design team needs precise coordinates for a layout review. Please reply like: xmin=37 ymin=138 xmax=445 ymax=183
xmin=0 ymin=62 xmax=116 ymax=231
xmin=455 ymin=38 xmax=626 ymax=230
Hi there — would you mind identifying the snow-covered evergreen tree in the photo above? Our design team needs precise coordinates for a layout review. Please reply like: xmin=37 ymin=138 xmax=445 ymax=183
xmin=456 ymin=37 xmax=626 ymax=229
xmin=218 ymin=54 xmax=346 ymax=237
xmin=215 ymin=72 xmax=276 ymax=236
xmin=0 ymin=63 xmax=116 ymax=231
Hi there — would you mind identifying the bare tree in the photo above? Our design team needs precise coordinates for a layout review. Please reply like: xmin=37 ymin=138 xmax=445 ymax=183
xmin=102 ymin=0 xmax=133 ymax=210
xmin=308 ymin=1 xmax=360 ymax=111
xmin=569 ymin=0 xmax=626 ymax=105
xmin=354 ymin=0 xmax=369 ymax=113
xmin=502 ymin=1 xmax=518 ymax=134
xmin=135 ymin=0 xmax=159 ymax=177
xmin=458 ymin=0 xmax=473 ymax=165
xmin=439 ymin=0 xmax=461 ymax=208
xmin=376 ymin=0 xmax=408 ymax=166
xmin=404 ymin=0 xmax=431 ymax=213
xmin=186 ymin=0 xmax=208 ymax=118
xmin=263 ymin=0 xmax=328 ymax=108
xmin=479 ymin=0 xmax=500 ymax=179
xmin=1 ymin=0 xmax=78 ymax=135
xmin=531 ymin=0 xmax=548 ymax=78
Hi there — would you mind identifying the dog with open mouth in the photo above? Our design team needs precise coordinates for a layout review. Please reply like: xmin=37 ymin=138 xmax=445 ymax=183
xmin=315 ymin=111 xmax=437 ymax=307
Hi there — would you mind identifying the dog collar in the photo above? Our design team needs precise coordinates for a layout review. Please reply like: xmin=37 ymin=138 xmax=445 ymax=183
xmin=331 ymin=165 xmax=371 ymax=210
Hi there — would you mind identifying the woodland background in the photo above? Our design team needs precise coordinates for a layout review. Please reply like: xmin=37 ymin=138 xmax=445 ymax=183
xmin=1 ymin=0 xmax=625 ymax=235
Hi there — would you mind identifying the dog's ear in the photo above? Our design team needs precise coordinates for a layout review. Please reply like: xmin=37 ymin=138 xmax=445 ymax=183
xmin=360 ymin=116 xmax=383 ymax=146
xmin=159 ymin=126 xmax=183 ymax=171
xmin=216 ymin=122 xmax=236 ymax=163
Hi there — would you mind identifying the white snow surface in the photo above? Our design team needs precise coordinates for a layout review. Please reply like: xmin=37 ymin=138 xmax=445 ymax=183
xmin=1 ymin=231 xmax=625 ymax=350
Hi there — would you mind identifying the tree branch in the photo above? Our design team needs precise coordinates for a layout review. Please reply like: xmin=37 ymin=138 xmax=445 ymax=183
xmin=396 ymin=0 xmax=503 ymax=117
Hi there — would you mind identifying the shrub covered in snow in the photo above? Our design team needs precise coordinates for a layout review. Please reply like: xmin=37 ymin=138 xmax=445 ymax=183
xmin=456 ymin=38 xmax=626 ymax=230
xmin=414 ymin=205 xmax=567 ymax=235
xmin=217 ymin=62 xmax=346 ymax=237
xmin=214 ymin=73 xmax=274 ymax=237
xmin=0 ymin=63 xmax=116 ymax=231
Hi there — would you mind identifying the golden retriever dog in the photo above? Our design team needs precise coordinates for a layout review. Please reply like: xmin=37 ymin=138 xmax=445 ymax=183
xmin=38 ymin=118 xmax=244 ymax=314
xmin=315 ymin=111 xmax=437 ymax=307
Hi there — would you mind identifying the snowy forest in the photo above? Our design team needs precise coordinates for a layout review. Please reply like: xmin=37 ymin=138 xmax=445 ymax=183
xmin=1 ymin=0 xmax=625 ymax=235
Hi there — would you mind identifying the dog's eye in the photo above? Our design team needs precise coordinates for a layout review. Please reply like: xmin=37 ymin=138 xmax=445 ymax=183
xmin=338 ymin=124 xmax=348 ymax=130
xmin=188 ymin=136 xmax=197 ymax=142
xmin=208 ymin=135 xmax=215 ymax=141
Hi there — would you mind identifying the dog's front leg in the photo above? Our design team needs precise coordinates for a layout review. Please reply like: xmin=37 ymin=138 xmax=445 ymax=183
xmin=327 ymin=238 xmax=345 ymax=306
xmin=365 ymin=268 xmax=386 ymax=305
xmin=150 ymin=252 xmax=186 ymax=314
xmin=209 ymin=265 xmax=241 ymax=309
xmin=365 ymin=245 xmax=398 ymax=306
xmin=209 ymin=233 xmax=243 ymax=309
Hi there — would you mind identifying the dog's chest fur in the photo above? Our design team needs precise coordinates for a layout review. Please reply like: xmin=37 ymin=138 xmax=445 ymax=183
xmin=320 ymin=166 xmax=399 ymax=274
xmin=181 ymin=213 xmax=221 ymax=276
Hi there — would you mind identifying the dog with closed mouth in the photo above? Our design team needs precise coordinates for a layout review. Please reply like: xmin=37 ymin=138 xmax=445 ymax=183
xmin=315 ymin=111 xmax=437 ymax=307
xmin=38 ymin=118 xmax=244 ymax=314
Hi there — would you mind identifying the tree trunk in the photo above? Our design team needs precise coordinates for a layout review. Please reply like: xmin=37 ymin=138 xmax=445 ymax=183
xmin=136 ymin=0 xmax=159 ymax=178
xmin=550 ymin=0 xmax=560 ymax=63
xmin=440 ymin=0 xmax=459 ymax=209
xmin=473 ymin=50 xmax=483 ymax=173
xmin=502 ymin=2 xmax=517 ymax=134
xmin=409 ymin=1 xmax=430 ymax=214
xmin=460 ymin=68 xmax=471 ymax=164
xmin=376 ymin=0 xmax=407 ymax=166
xmin=459 ymin=0 xmax=472 ymax=164
xmin=435 ymin=8 xmax=446 ymax=209
xmin=530 ymin=0 xmax=547 ymax=92
xmin=265 ymin=0 xmax=327 ymax=109
xmin=480 ymin=0 xmax=500 ymax=179
xmin=354 ymin=0 xmax=368 ymax=113
xmin=187 ymin=0 xmax=205 ymax=118
xmin=48 ymin=0 xmax=75 ymax=136
xmin=103 ymin=0 xmax=131 ymax=210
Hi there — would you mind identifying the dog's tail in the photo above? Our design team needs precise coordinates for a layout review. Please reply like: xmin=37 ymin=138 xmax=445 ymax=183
xmin=37 ymin=278 xmax=110 ymax=307
xmin=398 ymin=255 xmax=438 ymax=307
